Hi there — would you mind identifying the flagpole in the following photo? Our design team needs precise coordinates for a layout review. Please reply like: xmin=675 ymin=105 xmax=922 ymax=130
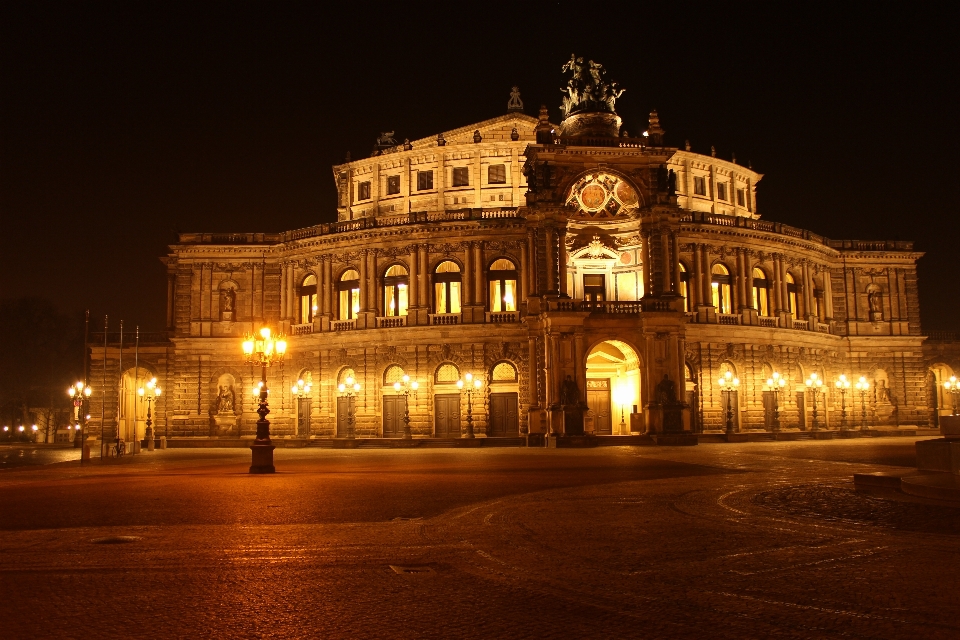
xmin=101 ymin=315 xmax=107 ymax=459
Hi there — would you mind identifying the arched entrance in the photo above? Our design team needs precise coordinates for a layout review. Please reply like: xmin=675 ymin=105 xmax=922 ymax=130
xmin=118 ymin=367 xmax=154 ymax=449
xmin=585 ymin=340 xmax=641 ymax=435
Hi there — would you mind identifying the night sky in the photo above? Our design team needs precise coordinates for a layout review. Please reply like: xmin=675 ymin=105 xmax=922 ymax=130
xmin=2 ymin=3 xmax=957 ymax=332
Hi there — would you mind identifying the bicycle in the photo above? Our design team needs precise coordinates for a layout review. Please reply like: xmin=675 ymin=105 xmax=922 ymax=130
xmin=113 ymin=438 xmax=125 ymax=457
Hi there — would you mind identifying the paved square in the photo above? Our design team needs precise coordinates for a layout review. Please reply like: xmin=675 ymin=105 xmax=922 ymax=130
xmin=1 ymin=439 xmax=957 ymax=639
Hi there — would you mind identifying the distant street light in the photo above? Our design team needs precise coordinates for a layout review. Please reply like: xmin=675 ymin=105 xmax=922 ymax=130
xmin=718 ymin=371 xmax=740 ymax=433
xmin=393 ymin=375 xmax=419 ymax=439
xmin=805 ymin=372 xmax=824 ymax=430
xmin=457 ymin=372 xmax=483 ymax=438
xmin=337 ymin=376 xmax=361 ymax=439
xmin=241 ymin=326 xmax=287 ymax=473
xmin=835 ymin=374 xmax=851 ymax=429
xmin=138 ymin=377 xmax=161 ymax=451
xmin=765 ymin=372 xmax=787 ymax=432
xmin=944 ymin=376 xmax=960 ymax=416
xmin=68 ymin=381 xmax=92 ymax=449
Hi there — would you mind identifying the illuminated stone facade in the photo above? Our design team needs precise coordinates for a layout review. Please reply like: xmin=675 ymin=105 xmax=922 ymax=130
xmin=83 ymin=66 xmax=957 ymax=446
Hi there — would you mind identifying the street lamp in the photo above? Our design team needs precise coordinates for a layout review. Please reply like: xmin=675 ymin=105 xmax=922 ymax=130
xmin=337 ymin=376 xmax=361 ymax=439
xmin=764 ymin=372 xmax=787 ymax=432
xmin=855 ymin=376 xmax=870 ymax=431
xmin=241 ymin=326 xmax=288 ymax=473
xmin=137 ymin=377 xmax=161 ymax=451
xmin=392 ymin=375 xmax=419 ymax=439
xmin=835 ymin=374 xmax=851 ymax=429
xmin=718 ymin=371 xmax=740 ymax=433
xmin=31 ymin=424 xmax=38 ymax=442
xmin=944 ymin=376 xmax=960 ymax=416
xmin=68 ymin=381 xmax=92 ymax=449
xmin=290 ymin=378 xmax=312 ymax=437
xmin=805 ymin=372 xmax=824 ymax=431
xmin=456 ymin=372 xmax=483 ymax=438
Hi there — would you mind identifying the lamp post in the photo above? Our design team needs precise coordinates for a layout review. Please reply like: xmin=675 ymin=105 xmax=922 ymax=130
xmin=68 ymin=381 xmax=92 ymax=449
xmin=241 ymin=326 xmax=288 ymax=473
xmin=944 ymin=376 xmax=960 ymax=416
xmin=855 ymin=376 xmax=870 ymax=431
xmin=393 ymin=375 xmax=419 ymax=439
xmin=290 ymin=378 xmax=312 ymax=437
xmin=31 ymin=424 xmax=38 ymax=442
xmin=764 ymin=372 xmax=787 ymax=432
xmin=805 ymin=372 xmax=824 ymax=431
xmin=835 ymin=374 xmax=851 ymax=429
xmin=456 ymin=372 xmax=483 ymax=438
xmin=717 ymin=371 xmax=740 ymax=433
xmin=337 ymin=376 xmax=361 ymax=439
xmin=137 ymin=377 xmax=161 ymax=451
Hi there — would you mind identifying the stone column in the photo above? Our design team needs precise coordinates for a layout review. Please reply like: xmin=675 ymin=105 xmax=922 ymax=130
xmin=641 ymin=231 xmax=653 ymax=295
xmin=408 ymin=244 xmax=418 ymax=316
xmin=691 ymin=244 xmax=702 ymax=308
xmin=700 ymin=246 xmax=712 ymax=305
xmin=463 ymin=242 xmax=473 ymax=306
xmin=473 ymin=241 xmax=484 ymax=306
xmin=367 ymin=250 xmax=377 ymax=313
xmin=822 ymin=265 xmax=834 ymax=320
xmin=745 ymin=255 xmax=755 ymax=307
xmin=418 ymin=245 xmax=429 ymax=308
xmin=735 ymin=249 xmax=745 ymax=311
xmin=772 ymin=254 xmax=783 ymax=313
xmin=802 ymin=261 xmax=813 ymax=321
xmin=519 ymin=238 xmax=529 ymax=303
xmin=527 ymin=229 xmax=538 ymax=296
xmin=358 ymin=250 xmax=368 ymax=315
xmin=558 ymin=228 xmax=568 ymax=296
xmin=660 ymin=230 xmax=671 ymax=295
xmin=544 ymin=227 xmax=556 ymax=294
xmin=671 ymin=233 xmax=681 ymax=296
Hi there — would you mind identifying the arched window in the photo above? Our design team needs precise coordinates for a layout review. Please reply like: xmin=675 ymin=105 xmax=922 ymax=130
xmin=785 ymin=272 xmax=798 ymax=315
xmin=383 ymin=365 xmax=406 ymax=386
xmin=435 ymin=363 xmax=460 ymax=384
xmin=433 ymin=261 xmax=462 ymax=314
xmin=752 ymin=267 xmax=770 ymax=316
xmin=338 ymin=269 xmax=361 ymax=320
xmin=299 ymin=274 xmax=317 ymax=324
xmin=492 ymin=361 xmax=517 ymax=382
xmin=679 ymin=262 xmax=691 ymax=312
xmin=711 ymin=263 xmax=732 ymax=314
xmin=488 ymin=258 xmax=517 ymax=312
xmin=383 ymin=264 xmax=409 ymax=317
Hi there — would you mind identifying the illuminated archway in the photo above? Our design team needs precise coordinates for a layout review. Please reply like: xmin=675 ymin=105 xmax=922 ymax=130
xmin=585 ymin=340 xmax=641 ymax=435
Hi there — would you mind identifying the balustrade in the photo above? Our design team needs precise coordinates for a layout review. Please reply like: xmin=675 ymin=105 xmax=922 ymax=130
xmin=759 ymin=316 xmax=779 ymax=328
xmin=486 ymin=311 xmax=518 ymax=323
xmin=291 ymin=323 xmax=314 ymax=335
xmin=376 ymin=316 xmax=407 ymax=328
xmin=331 ymin=319 xmax=356 ymax=331
xmin=718 ymin=313 xmax=740 ymax=325
xmin=429 ymin=313 xmax=461 ymax=325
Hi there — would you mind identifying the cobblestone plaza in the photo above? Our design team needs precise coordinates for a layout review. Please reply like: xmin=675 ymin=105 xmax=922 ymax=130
xmin=1 ymin=439 xmax=958 ymax=639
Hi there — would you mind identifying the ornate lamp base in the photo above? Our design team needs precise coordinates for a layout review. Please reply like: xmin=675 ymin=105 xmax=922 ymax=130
xmin=250 ymin=442 xmax=276 ymax=473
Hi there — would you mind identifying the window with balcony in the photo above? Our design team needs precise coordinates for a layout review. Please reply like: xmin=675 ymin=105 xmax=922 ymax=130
xmin=358 ymin=181 xmax=371 ymax=201
xmin=338 ymin=269 xmax=361 ymax=320
xmin=383 ymin=264 xmax=409 ymax=317
xmin=488 ymin=164 xmax=506 ymax=184
xmin=417 ymin=170 xmax=433 ymax=191
xmin=583 ymin=274 xmax=605 ymax=302
xmin=679 ymin=262 xmax=690 ymax=311
xmin=752 ymin=267 xmax=771 ymax=316
xmin=786 ymin=272 xmax=798 ymax=315
xmin=711 ymin=263 xmax=732 ymax=313
xmin=693 ymin=176 xmax=706 ymax=196
xmin=452 ymin=167 xmax=469 ymax=187
xmin=299 ymin=274 xmax=318 ymax=324
xmin=433 ymin=261 xmax=462 ymax=314
xmin=488 ymin=258 xmax=517 ymax=312
xmin=387 ymin=175 xmax=400 ymax=195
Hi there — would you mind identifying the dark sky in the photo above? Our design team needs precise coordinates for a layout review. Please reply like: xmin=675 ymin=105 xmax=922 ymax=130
xmin=2 ymin=2 xmax=957 ymax=331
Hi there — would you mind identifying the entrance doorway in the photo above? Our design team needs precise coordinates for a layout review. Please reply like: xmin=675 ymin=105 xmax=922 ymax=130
xmin=434 ymin=394 xmax=461 ymax=437
xmin=297 ymin=397 xmax=312 ymax=436
xmin=583 ymin=274 xmax=606 ymax=302
xmin=383 ymin=395 xmax=406 ymax=437
xmin=336 ymin=396 xmax=351 ymax=437
xmin=585 ymin=340 xmax=641 ymax=435
xmin=489 ymin=392 xmax=519 ymax=437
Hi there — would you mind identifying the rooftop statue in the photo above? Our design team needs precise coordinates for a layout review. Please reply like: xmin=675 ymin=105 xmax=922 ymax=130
xmin=560 ymin=54 xmax=624 ymax=118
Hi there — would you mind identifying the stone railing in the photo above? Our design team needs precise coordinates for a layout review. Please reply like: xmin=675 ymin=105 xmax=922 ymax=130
xmin=791 ymin=319 xmax=809 ymax=331
xmin=330 ymin=319 xmax=356 ymax=331
xmin=759 ymin=316 xmax=779 ymax=328
xmin=817 ymin=323 xmax=831 ymax=333
xmin=680 ymin=212 xmax=829 ymax=246
xmin=718 ymin=313 xmax=740 ymax=325
xmin=927 ymin=330 xmax=958 ymax=341
xmin=486 ymin=311 xmax=518 ymax=323
xmin=429 ymin=313 xmax=461 ymax=325
xmin=291 ymin=323 xmax=314 ymax=335
xmin=376 ymin=316 xmax=406 ymax=328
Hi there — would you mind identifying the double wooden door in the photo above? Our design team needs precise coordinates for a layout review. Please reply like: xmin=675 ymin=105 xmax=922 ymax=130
xmin=489 ymin=392 xmax=519 ymax=437
xmin=336 ymin=396 xmax=350 ymax=437
xmin=434 ymin=394 xmax=461 ymax=437
xmin=587 ymin=380 xmax=612 ymax=435
xmin=297 ymin=398 xmax=312 ymax=437
xmin=382 ymin=395 xmax=406 ymax=438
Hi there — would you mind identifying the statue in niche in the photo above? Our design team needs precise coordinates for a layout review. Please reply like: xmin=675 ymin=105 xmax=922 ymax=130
xmin=559 ymin=375 xmax=580 ymax=406
xmin=867 ymin=288 xmax=883 ymax=321
xmin=876 ymin=379 xmax=891 ymax=404
xmin=220 ymin=288 xmax=236 ymax=321
xmin=217 ymin=385 xmax=235 ymax=413
xmin=656 ymin=374 xmax=677 ymax=406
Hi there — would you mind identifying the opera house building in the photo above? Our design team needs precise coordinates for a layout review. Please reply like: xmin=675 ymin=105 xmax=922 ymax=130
xmin=83 ymin=58 xmax=959 ymax=449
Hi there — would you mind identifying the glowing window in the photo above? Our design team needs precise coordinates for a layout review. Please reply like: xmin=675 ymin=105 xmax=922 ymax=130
xmin=488 ymin=164 xmax=506 ymax=184
xmin=338 ymin=269 xmax=360 ymax=320
xmin=383 ymin=264 xmax=409 ymax=317
xmin=711 ymin=263 xmax=732 ymax=314
xmin=383 ymin=365 xmax=405 ymax=386
xmin=299 ymin=274 xmax=318 ymax=324
xmin=752 ymin=267 xmax=770 ymax=316
xmin=433 ymin=261 xmax=462 ymax=314
xmin=488 ymin=258 xmax=517 ymax=312
xmin=492 ymin=362 xmax=517 ymax=382
xmin=435 ymin=363 xmax=460 ymax=383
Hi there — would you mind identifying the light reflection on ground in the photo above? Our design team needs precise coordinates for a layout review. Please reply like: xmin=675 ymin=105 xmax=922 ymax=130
xmin=0 ymin=445 xmax=79 ymax=468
